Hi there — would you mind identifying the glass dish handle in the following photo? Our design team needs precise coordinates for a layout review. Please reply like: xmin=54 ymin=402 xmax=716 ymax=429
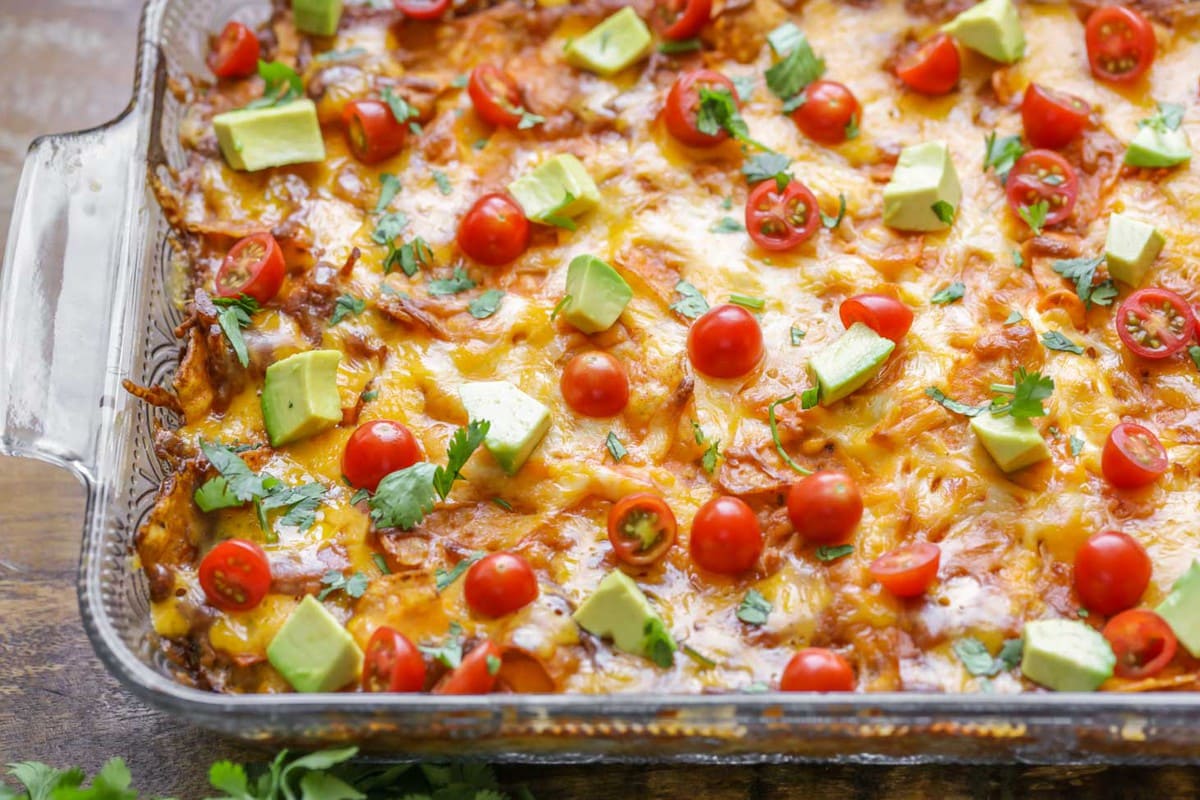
xmin=0 ymin=114 xmax=141 ymax=478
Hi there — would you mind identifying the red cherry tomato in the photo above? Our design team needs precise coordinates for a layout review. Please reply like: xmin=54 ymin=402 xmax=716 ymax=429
xmin=651 ymin=0 xmax=712 ymax=39
xmin=216 ymin=232 xmax=286 ymax=304
xmin=208 ymin=21 xmax=260 ymax=79
xmin=1005 ymin=150 xmax=1079 ymax=231
xmin=342 ymin=420 xmax=423 ymax=493
xmin=780 ymin=648 xmax=855 ymax=692
xmin=1021 ymin=84 xmax=1090 ymax=150
xmin=467 ymin=65 xmax=524 ymax=129
xmin=434 ymin=640 xmax=502 ymax=694
xmin=664 ymin=70 xmax=739 ymax=148
xmin=198 ymin=539 xmax=271 ymax=612
xmin=791 ymin=80 xmax=860 ymax=146
xmin=744 ymin=178 xmax=820 ymax=252
xmin=689 ymin=496 xmax=763 ymax=574
xmin=1103 ymin=609 xmax=1178 ymax=680
xmin=1102 ymin=422 xmax=1168 ymax=489
xmin=838 ymin=294 xmax=913 ymax=343
xmin=394 ymin=0 xmax=452 ymax=21
xmin=1073 ymin=530 xmax=1151 ymax=616
xmin=362 ymin=626 xmax=426 ymax=692
xmin=560 ymin=352 xmax=630 ymax=417
xmin=608 ymin=493 xmax=677 ymax=566
xmin=342 ymin=99 xmax=408 ymax=164
xmin=895 ymin=34 xmax=960 ymax=95
xmin=464 ymin=553 xmax=539 ymax=617
xmin=786 ymin=471 xmax=863 ymax=544
xmin=869 ymin=542 xmax=941 ymax=598
xmin=687 ymin=304 xmax=764 ymax=379
xmin=1085 ymin=5 xmax=1156 ymax=84
xmin=457 ymin=193 xmax=530 ymax=266
xmin=1115 ymin=287 xmax=1196 ymax=360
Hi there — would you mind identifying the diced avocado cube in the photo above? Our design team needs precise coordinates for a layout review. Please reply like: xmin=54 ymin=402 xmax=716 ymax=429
xmin=194 ymin=477 xmax=242 ymax=512
xmin=573 ymin=570 xmax=675 ymax=662
xmin=560 ymin=255 xmax=633 ymax=334
xmin=1105 ymin=213 xmax=1164 ymax=287
xmin=809 ymin=323 xmax=895 ymax=405
xmin=1125 ymin=126 xmax=1191 ymax=169
xmin=882 ymin=142 xmax=962 ymax=232
xmin=941 ymin=0 xmax=1025 ymax=63
xmin=292 ymin=0 xmax=343 ymax=37
xmin=459 ymin=381 xmax=551 ymax=475
xmin=564 ymin=7 xmax=653 ymax=77
xmin=214 ymin=99 xmax=326 ymax=172
xmin=970 ymin=412 xmax=1050 ymax=473
xmin=1156 ymin=560 xmax=1200 ymax=657
xmin=261 ymin=350 xmax=343 ymax=448
xmin=1020 ymin=618 xmax=1115 ymax=691
xmin=507 ymin=154 xmax=600 ymax=225
xmin=267 ymin=595 xmax=364 ymax=693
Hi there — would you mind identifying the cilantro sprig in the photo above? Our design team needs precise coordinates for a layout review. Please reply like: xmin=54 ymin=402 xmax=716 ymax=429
xmin=764 ymin=25 xmax=825 ymax=106
xmin=317 ymin=570 xmax=369 ymax=601
xmin=196 ymin=441 xmax=328 ymax=538
xmin=1051 ymin=255 xmax=1118 ymax=308
xmin=927 ymin=368 xmax=1054 ymax=420
xmin=212 ymin=295 xmax=260 ymax=368
xmin=982 ymin=132 xmax=1026 ymax=184
xmin=244 ymin=60 xmax=302 ymax=109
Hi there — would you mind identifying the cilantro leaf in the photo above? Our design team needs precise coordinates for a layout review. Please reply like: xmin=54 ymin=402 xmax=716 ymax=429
xmin=691 ymin=421 xmax=720 ymax=474
xmin=194 ymin=475 xmax=242 ymax=512
xmin=1140 ymin=101 xmax=1185 ymax=133
xmin=1070 ymin=434 xmax=1085 ymax=457
xmin=765 ymin=34 xmax=825 ymax=101
xmin=730 ymin=74 xmax=756 ymax=102
xmin=767 ymin=22 xmax=805 ymax=57
xmin=605 ymin=431 xmax=627 ymax=462
xmin=742 ymin=152 xmax=792 ymax=185
xmin=695 ymin=87 xmax=755 ymax=145
xmin=1013 ymin=249 xmax=1025 ymax=269
xmin=244 ymin=60 xmax=302 ymax=109
xmin=375 ymin=173 xmax=401 ymax=213
xmin=925 ymin=387 xmax=989 ymax=417
xmin=199 ymin=441 xmax=271 ymax=502
xmin=6 ymin=762 xmax=85 ymax=800
xmin=953 ymin=637 xmax=1002 ymax=677
xmin=468 ymin=289 xmax=505 ymax=319
xmin=318 ymin=570 xmax=370 ymax=601
xmin=642 ymin=618 xmax=676 ymax=668
xmin=432 ymin=419 xmax=489 ymax=499
xmin=432 ymin=169 xmax=452 ymax=196
xmin=736 ymin=589 xmax=772 ymax=625
xmin=844 ymin=114 xmax=860 ymax=140
xmin=368 ymin=462 xmax=439 ymax=530
xmin=419 ymin=622 xmax=464 ymax=668
xmin=372 ymin=553 xmax=391 ymax=574
xmin=372 ymin=212 xmax=408 ymax=245
xmin=992 ymin=367 xmax=1054 ymax=419
xmin=1004 ymin=309 xmax=1025 ymax=325
xmin=815 ymin=544 xmax=854 ymax=562
xmin=486 ymin=654 xmax=502 ymax=675
xmin=820 ymin=193 xmax=846 ymax=229
xmin=710 ymin=216 xmax=745 ymax=233
xmin=790 ymin=326 xmax=806 ymax=345
xmin=330 ymin=294 xmax=366 ymax=325
xmin=767 ymin=395 xmax=812 ymax=475
xmin=1017 ymin=200 xmax=1049 ymax=234
xmin=931 ymin=200 xmax=956 ymax=225
xmin=382 ymin=86 xmax=418 ymax=124
xmin=427 ymin=266 xmax=477 ymax=296
xmin=517 ymin=109 xmax=545 ymax=130
xmin=435 ymin=551 xmax=484 ymax=592
xmin=800 ymin=385 xmax=820 ymax=409
xmin=997 ymin=637 xmax=1023 ymax=671
xmin=931 ymin=281 xmax=965 ymax=305
xmin=261 ymin=482 xmax=327 ymax=530
xmin=1041 ymin=330 xmax=1085 ymax=355
xmin=384 ymin=236 xmax=434 ymax=277
xmin=212 ymin=295 xmax=260 ymax=368
xmin=1051 ymin=255 xmax=1118 ymax=308
xmin=1189 ymin=344 xmax=1200 ymax=371
xmin=982 ymin=132 xmax=1026 ymax=183
xmin=670 ymin=280 xmax=710 ymax=319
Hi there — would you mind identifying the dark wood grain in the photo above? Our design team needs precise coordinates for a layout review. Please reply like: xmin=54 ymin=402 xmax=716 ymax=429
xmin=0 ymin=2 xmax=1196 ymax=797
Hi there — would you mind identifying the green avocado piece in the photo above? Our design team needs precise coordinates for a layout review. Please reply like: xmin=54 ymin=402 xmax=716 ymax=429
xmin=882 ymin=142 xmax=962 ymax=232
xmin=261 ymin=350 xmax=343 ymax=448
xmin=267 ymin=595 xmax=364 ymax=693
xmin=1125 ymin=125 xmax=1191 ymax=168
xmin=970 ymin=412 xmax=1050 ymax=472
xmin=459 ymin=381 xmax=551 ymax=475
xmin=507 ymin=154 xmax=601 ymax=225
xmin=1020 ymin=618 xmax=1115 ymax=691
xmin=1105 ymin=213 xmax=1164 ymax=287
xmin=809 ymin=323 xmax=896 ymax=405
xmin=292 ymin=0 xmax=343 ymax=36
xmin=1156 ymin=560 xmax=1200 ymax=657
xmin=564 ymin=7 xmax=653 ymax=77
xmin=941 ymin=0 xmax=1025 ymax=63
xmin=194 ymin=476 xmax=242 ymax=512
xmin=573 ymin=570 xmax=675 ymax=662
xmin=214 ymin=99 xmax=327 ymax=172
xmin=560 ymin=255 xmax=633 ymax=334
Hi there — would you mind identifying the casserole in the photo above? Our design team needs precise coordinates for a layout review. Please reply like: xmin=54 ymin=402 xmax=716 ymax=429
xmin=2 ymin=0 xmax=1200 ymax=760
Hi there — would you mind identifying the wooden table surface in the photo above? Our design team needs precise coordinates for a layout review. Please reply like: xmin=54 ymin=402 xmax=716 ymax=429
xmin=0 ymin=2 xmax=1196 ymax=797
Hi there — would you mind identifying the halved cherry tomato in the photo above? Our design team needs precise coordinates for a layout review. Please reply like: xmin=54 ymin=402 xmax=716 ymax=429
xmin=1005 ymin=150 xmax=1079 ymax=231
xmin=434 ymin=640 xmax=502 ymax=694
xmin=467 ymin=65 xmax=524 ymax=129
xmin=1021 ymin=84 xmax=1090 ymax=150
xmin=342 ymin=420 xmax=423 ymax=492
xmin=208 ymin=21 xmax=260 ymax=79
xmin=394 ymin=0 xmax=452 ymax=21
xmin=687 ymin=304 xmax=764 ymax=379
xmin=216 ymin=232 xmax=286 ymax=303
xmin=869 ymin=542 xmax=941 ymax=598
xmin=457 ymin=193 xmax=530 ymax=266
xmin=560 ymin=352 xmax=630 ymax=417
xmin=1115 ymin=287 xmax=1196 ymax=360
xmin=342 ymin=99 xmax=408 ymax=164
xmin=1102 ymin=422 xmax=1168 ymax=489
xmin=1103 ymin=609 xmax=1178 ymax=679
xmin=198 ymin=539 xmax=271 ymax=612
xmin=464 ymin=553 xmax=538 ymax=617
xmin=608 ymin=493 xmax=677 ymax=566
xmin=745 ymin=178 xmax=820 ymax=251
xmin=895 ymin=34 xmax=960 ymax=95
xmin=664 ymin=70 xmax=739 ymax=148
xmin=1085 ymin=5 xmax=1156 ymax=84
xmin=780 ymin=648 xmax=854 ymax=692
xmin=839 ymin=294 xmax=913 ymax=343
xmin=791 ymin=80 xmax=860 ymax=146
xmin=362 ymin=626 xmax=426 ymax=692
xmin=651 ymin=0 xmax=712 ymax=39
xmin=1074 ymin=530 xmax=1151 ymax=615
xmin=689 ymin=496 xmax=762 ymax=574
xmin=786 ymin=471 xmax=863 ymax=544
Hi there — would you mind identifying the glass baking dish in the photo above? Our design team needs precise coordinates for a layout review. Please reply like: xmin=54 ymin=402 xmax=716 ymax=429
xmin=2 ymin=0 xmax=1199 ymax=762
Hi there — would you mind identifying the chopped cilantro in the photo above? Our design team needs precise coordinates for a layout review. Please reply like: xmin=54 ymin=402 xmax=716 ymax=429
xmin=212 ymin=295 xmax=259 ymax=368
xmin=372 ymin=553 xmax=391 ymax=574
xmin=815 ymin=544 xmax=854 ymax=562
xmin=764 ymin=33 xmax=825 ymax=101
xmin=790 ymin=326 xmax=806 ymax=345
xmin=605 ymin=431 xmax=627 ymax=462
xmin=736 ymin=589 xmax=772 ymax=625
xmin=710 ymin=216 xmax=745 ymax=233
xmin=1051 ymin=255 xmax=1118 ymax=308
xmin=931 ymin=200 xmax=956 ymax=225
xmin=468 ymin=289 xmax=505 ymax=319
xmin=1070 ymin=434 xmax=1085 ymax=457
xmin=931 ymin=281 xmax=965 ymax=305
xmin=381 ymin=86 xmax=418 ymax=124
xmin=1017 ymin=200 xmax=1049 ymax=234
xmin=1041 ymin=330 xmax=1085 ymax=355
xmin=428 ymin=266 xmax=476 ymax=296
xmin=517 ymin=109 xmax=545 ymax=130
xmin=642 ymin=618 xmax=676 ymax=668
xmin=982 ymin=132 xmax=1026 ymax=183
xmin=330 ymin=294 xmax=366 ymax=325
xmin=317 ymin=570 xmax=369 ymax=602
xmin=800 ymin=385 xmax=819 ymax=409
xmin=670 ymin=280 xmax=710 ymax=319
xmin=419 ymin=622 xmax=464 ymax=669
xmin=1139 ymin=101 xmax=1185 ymax=133
xmin=742 ymin=152 xmax=792 ymax=185
xmin=434 ymin=551 xmax=484 ymax=592
xmin=1004 ymin=309 xmax=1025 ymax=325
xmin=691 ymin=421 xmax=720 ymax=475
xmin=925 ymin=387 xmax=989 ymax=417
xmin=244 ymin=60 xmax=302 ymax=109
xmin=372 ymin=212 xmax=408 ymax=246
xmin=375 ymin=173 xmax=402 ymax=213
xmin=432 ymin=170 xmax=453 ymax=195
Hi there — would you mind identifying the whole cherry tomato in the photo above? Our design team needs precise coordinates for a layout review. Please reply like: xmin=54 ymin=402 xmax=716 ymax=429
xmin=464 ymin=553 xmax=539 ymax=617
xmin=342 ymin=99 xmax=408 ymax=163
xmin=362 ymin=626 xmax=426 ymax=692
xmin=457 ymin=193 xmax=530 ymax=266
xmin=342 ymin=420 xmax=423 ymax=493
xmin=689 ymin=496 xmax=763 ymax=574
xmin=560 ymin=352 xmax=630 ymax=417
xmin=687 ymin=304 xmax=764 ymax=379
xmin=198 ymin=539 xmax=271 ymax=612
xmin=791 ymin=80 xmax=860 ymax=146
xmin=780 ymin=648 xmax=855 ymax=692
xmin=786 ymin=471 xmax=863 ymax=544
xmin=1073 ymin=530 xmax=1151 ymax=616
xmin=215 ymin=232 xmax=286 ymax=303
